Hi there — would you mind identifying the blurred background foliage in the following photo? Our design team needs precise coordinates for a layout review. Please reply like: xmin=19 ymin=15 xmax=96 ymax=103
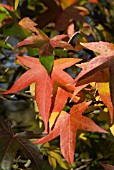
xmin=0 ymin=0 xmax=114 ymax=169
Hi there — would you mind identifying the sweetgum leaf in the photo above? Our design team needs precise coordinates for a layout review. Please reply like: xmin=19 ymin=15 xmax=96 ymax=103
xmin=0 ymin=117 xmax=42 ymax=170
xmin=55 ymin=5 xmax=86 ymax=31
xmin=19 ymin=17 xmax=39 ymax=34
xmin=35 ymin=0 xmax=62 ymax=29
xmin=52 ymin=58 xmax=81 ymax=91
xmin=2 ymin=56 xmax=52 ymax=132
xmin=74 ymin=42 xmax=114 ymax=123
xmin=16 ymin=34 xmax=74 ymax=56
xmin=75 ymin=42 xmax=114 ymax=85
xmin=49 ymin=87 xmax=79 ymax=129
xmin=33 ymin=102 xmax=107 ymax=164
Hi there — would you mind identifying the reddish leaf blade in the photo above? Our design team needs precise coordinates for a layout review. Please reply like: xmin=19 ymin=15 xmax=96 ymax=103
xmin=70 ymin=102 xmax=108 ymax=134
xmin=0 ymin=3 xmax=14 ymax=11
xmin=33 ymin=102 xmax=107 ymax=164
xmin=35 ymin=71 xmax=52 ymax=132
xmin=33 ymin=111 xmax=65 ymax=144
xmin=49 ymin=87 xmax=79 ymax=130
xmin=2 ymin=69 xmax=38 ymax=94
xmin=50 ymin=34 xmax=74 ymax=51
xmin=76 ymin=68 xmax=110 ymax=86
xmin=60 ymin=111 xmax=76 ymax=165
xmin=2 ymin=56 xmax=52 ymax=132
xmin=74 ymin=42 xmax=114 ymax=85
xmin=81 ymin=41 xmax=114 ymax=55
xmin=71 ymin=84 xmax=88 ymax=101
xmin=17 ymin=56 xmax=40 ymax=68
xmin=75 ymin=56 xmax=110 ymax=85
xmin=52 ymin=58 xmax=81 ymax=91
xmin=102 ymin=164 xmax=114 ymax=170
xmin=16 ymin=35 xmax=48 ymax=48
xmin=52 ymin=87 xmax=70 ymax=113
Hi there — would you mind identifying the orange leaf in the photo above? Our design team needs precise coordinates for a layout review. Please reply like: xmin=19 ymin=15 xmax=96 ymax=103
xmin=52 ymin=58 xmax=81 ymax=91
xmin=89 ymin=0 xmax=98 ymax=4
xmin=2 ymin=56 xmax=52 ymax=132
xmin=74 ymin=42 xmax=114 ymax=85
xmin=33 ymin=101 xmax=107 ymax=164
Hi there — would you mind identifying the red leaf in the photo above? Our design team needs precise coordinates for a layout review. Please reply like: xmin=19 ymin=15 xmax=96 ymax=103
xmin=2 ymin=56 xmax=52 ymax=132
xmin=0 ymin=3 xmax=14 ymax=11
xmin=101 ymin=164 xmax=114 ymax=170
xmin=52 ymin=58 xmax=81 ymax=91
xmin=74 ymin=42 xmax=114 ymax=85
xmin=50 ymin=34 xmax=74 ymax=51
xmin=52 ymin=87 xmax=71 ymax=113
xmin=16 ymin=34 xmax=74 ymax=56
xmin=89 ymin=0 xmax=98 ymax=3
xmin=33 ymin=101 xmax=107 ymax=164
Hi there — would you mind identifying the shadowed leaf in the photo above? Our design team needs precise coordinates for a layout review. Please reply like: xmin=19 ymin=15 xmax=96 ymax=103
xmin=0 ymin=117 xmax=42 ymax=170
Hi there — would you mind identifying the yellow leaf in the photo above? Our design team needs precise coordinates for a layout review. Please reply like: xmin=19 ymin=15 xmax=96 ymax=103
xmin=48 ymin=154 xmax=57 ymax=169
xmin=48 ymin=151 xmax=68 ymax=169
xmin=56 ymin=0 xmax=76 ymax=9
xmin=110 ymin=124 xmax=114 ymax=136
xmin=14 ymin=0 xmax=20 ymax=10
xmin=49 ymin=112 xmax=60 ymax=130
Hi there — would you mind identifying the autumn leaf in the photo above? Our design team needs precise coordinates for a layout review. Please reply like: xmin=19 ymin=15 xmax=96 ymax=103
xmin=0 ymin=3 xmax=14 ymax=11
xmin=74 ymin=41 xmax=114 ymax=85
xmin=0 ymin=116 xmax=42 ymax=170
xmin=51 ymin=58 xmax=81 ymax=91
xmin=73 ymin=67 xmax=113 ymax=123
xmin=96 ymin=69 xmax=113 ymax=123
xmin=33 ymin=101 xmax=107 ymax=164
xmin=55 ymin=5 xmax=86 ymax=31
xmin=101 ymin=164 xmax=114 ymax=170
xmin=2 ymin=56 xmax=52 ymax=132
xmin=19 ymin=17 xmax=39 ymax=34
xmin=16 ymin=34 xmax=74 ymax=56
xmin=49 ymin=87 xmax=79 ymax=129
xmin=73 ymin=42 xmax=114 ymax=123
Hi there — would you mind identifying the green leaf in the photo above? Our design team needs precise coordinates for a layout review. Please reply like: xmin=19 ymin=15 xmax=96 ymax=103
xmin=2 ymin=23 xmax=31 ymax=38
xmin=0 ymin=40 xmax=13 ymax=50
xmin=27 ymin=47 xmax=39 ymax=56
xmin=39 ymin=55 xmax=54 ymax=74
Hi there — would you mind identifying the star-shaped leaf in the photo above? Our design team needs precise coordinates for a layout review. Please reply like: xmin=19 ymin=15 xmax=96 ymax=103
xmin=33 ymin=101 xmax=107 ymax=164
xmin=2 ymin=56 xmax=52 ymax=132
xmin=0 ymin=117 xmax=42 ymax=170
